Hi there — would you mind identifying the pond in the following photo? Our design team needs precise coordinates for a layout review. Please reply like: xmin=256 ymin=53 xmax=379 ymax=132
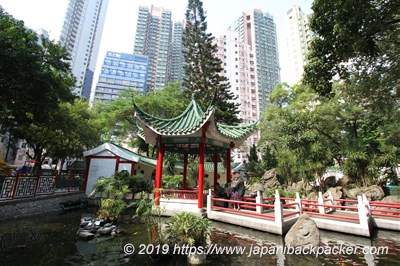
xmin=0 ymin=208 xmax=399 ymax=265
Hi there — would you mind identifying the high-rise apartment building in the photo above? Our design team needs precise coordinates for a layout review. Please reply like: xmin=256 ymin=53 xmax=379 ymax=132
xmin=59 ymin=0 xmax=109 ymax=98
xmin=229 ymin=9 xmax=280 ymax=117
xmin=286 ymin=4 xmax=312 ymax=85
xmin=215 ymin=31 xmax=258 ymax=162
xmin=92 ymin=51 xmax=149 ymax=102
xmin=133 ymin=5 xmax=173 ymax=91
xmin=168 ymin=20 xmax=185 ymax=84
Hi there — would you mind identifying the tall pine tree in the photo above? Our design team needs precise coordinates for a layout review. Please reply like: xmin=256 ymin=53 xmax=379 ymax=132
xmin=182 ymin=0 xmax=241 ymax=125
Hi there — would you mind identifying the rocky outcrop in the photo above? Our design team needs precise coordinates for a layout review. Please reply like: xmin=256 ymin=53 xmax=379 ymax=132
xmin=245 ymin=169 xmax=280 ymax=196
xmin=323 ymin=186 xmax=343 ymax=199
xmin=306 ymin=192 xmax=318 ymax=200
xmin=284 ymin=214 xmax=320 ymax=248
xmin=344 ymin=185 xmax=385 ymax=201
xmin=381 ymin=195 xmax=400 ymax=203
xmin=286 ymin=179 xmax=313 ymax=194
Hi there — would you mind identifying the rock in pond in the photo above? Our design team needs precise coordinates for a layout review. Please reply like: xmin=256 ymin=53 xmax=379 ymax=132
xmin=98 ymin=225 xmax=116 ymax=235
xmin=285 ymin=214 xmax=320 ymax=248
xmin=77 ymin=230 xmax=95 ymax=241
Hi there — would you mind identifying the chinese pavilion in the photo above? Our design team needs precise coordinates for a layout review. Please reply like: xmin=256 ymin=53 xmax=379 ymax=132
xmin=133 ymin=97 xmax=257 ymax=211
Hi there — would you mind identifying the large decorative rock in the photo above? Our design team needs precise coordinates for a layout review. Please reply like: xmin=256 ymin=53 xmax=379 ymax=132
xmin=306 ymin=192 xmax=318 ymax=200
xmin=245 ymin=168 xmax=280 ymax=195
xmin=187 ymin=252 xmax=206 ymax=265
xmin=323 ymin=186 xmax=343 ymax=199
xmin=262 ymin=169 xmax=280 ymax=188
xmin=285 ymin=214 xmax=320 ymax=247
xmin=346 ymin=185 xmax=385 ymax=201
xmin=98 ymin=225 xmax=116 ymax=235
xmin=77 ymin=230 xmax=95 ymax=241
xmin=363 ymin=185 xmax=385 ymax=201
xmin=381 ymin=195 xmax=400 ymax=203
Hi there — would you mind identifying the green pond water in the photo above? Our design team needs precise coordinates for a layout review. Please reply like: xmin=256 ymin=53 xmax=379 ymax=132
xmin=0 ymin=208 xmax=399 ymax=265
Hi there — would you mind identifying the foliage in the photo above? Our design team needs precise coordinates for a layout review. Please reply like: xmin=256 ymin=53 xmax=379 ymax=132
xmin=0 ymin=8 xmax=75 ymax=125
xmin=162 ymin=175 xmax=183 ymax=189
xmin=164 ymin=212 xmax=211 ymax=247
xmin=389 ymin=187 xmax=400 ymax=196
xmin=303 ymin=0 xmax=399 ymax=96
xmin=133 ymin=193 xmax=164 ymax=243
xmin=41 ymin=98 xmax=102 ymax=168
xmin=182 ymin=0 xmax=241 ymax=125
xmin=92 ymin=176 xmax=108 ymax=192
xmin=263 ymin=187 xmax=296 ymax=199
xmin=164 ymin=153 xmax=182 ymax=176
xmin=245 ymin=144 xmax=261 ymax=180
xmin=259 ymin=81 xmax=398 ymax=187
xmin=98 ymin=198 xmax=127 ymax=220
xmin=128 ymin=174 xmax=153 ymax=194
xmin=0 ymin=10 xmax=104 ymax=174
xmin=92 ymin=170 xmax=153 ymax=196
xmin=93 ymin=83 xmax=189 ymax=153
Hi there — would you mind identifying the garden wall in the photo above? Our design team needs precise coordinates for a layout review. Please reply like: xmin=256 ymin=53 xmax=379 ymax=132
xmin=0 ymin=192 xmax=86 ymax=221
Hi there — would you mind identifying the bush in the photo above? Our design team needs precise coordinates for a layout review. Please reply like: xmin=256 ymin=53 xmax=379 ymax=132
xmin=162 ymin=175 xmax=182 ymax=189
xmin=164 ymin=212 xmax=211 ymax=247
xmin=98 ymin=198 xmax=127 ymax=221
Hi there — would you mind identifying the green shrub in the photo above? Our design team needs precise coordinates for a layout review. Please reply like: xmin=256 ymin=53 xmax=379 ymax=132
xmin=98 ymin=198 xmax=127 ymax=221
xmin=164 ymin=212 xmax=211 ymax=247
xmin=162 ymin=175 xmax=182 ymax=189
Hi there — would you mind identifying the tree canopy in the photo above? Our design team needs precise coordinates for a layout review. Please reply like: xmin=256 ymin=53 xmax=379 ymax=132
xmin=0 ymin=7 xmax=75 ymax=125
xmin=259 ymin=81 xmax=399 ymax=186
xmin=303 ymin=0 xmax=400 ymax=96
xmin=182 ymin=0 xmax=241 ymax=125
xmin=0 ymin=9 xmax=101 ymax=172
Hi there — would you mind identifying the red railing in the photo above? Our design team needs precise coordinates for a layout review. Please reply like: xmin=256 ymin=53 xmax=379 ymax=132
xmin=212 ymin=197 xmax=276 ymax=219
xmin=160 ymin=189 xmax=198 ymax=200
xmin=368 ymin=201 xmax=400 ymax=219
xmin=211 ymin=197 xmax=301 ymax=220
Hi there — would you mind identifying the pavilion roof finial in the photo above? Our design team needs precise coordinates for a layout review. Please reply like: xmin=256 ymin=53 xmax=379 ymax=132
xmin=191 ymin=91 xmax=197 ymax=101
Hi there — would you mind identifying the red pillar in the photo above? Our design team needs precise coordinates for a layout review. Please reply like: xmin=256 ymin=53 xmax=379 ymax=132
xmin=213 ymin=153 xmax=218 ymax=193
xmin=155 ymin=142 xmax=165 ymax=205
xmin=83 ymin=156 xmax=91 ymax=193
xmin=226 ymin=148 xmax=231 ymax=182
xmin=131 ymin=162 xmax=136 ymax=176
xmin=183 ymin=154 xmax=188 ymax=189
xmin=198 ymin=143 xmax=205 ymax=208
xmin=114 ymin=156 xmax=120 ymax=173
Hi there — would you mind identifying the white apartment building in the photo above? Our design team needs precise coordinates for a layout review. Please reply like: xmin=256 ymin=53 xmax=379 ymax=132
xmin=215 ymin=31 xmax=258 ymax=163
xmin=59 ymin=0 xmax=109 ymax=98
xmin=286 ymin=4 xmax=312 ymax=85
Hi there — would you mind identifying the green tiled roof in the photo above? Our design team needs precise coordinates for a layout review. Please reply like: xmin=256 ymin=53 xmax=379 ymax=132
xmin=134 ymin=99 xmax=213 ymax=135
xmin=134 ymin=98 xmax=258 ymax=146
xmin=217 ymin=123 xmax=258 ymax=140
xmin=111 ymin=143 xmax=157 ymax=166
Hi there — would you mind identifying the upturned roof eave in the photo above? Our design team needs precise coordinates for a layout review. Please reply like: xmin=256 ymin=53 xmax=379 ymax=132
xmin=134 ymin=106 xmax=215 ymax=145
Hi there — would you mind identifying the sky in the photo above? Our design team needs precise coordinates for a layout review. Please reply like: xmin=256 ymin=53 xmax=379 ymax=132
xmin=0 ymin=0 xmax=313 ymax=85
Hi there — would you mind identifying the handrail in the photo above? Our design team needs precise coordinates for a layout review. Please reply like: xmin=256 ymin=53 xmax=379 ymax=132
xmin=161 ymin=189 xmax=198 ymax=200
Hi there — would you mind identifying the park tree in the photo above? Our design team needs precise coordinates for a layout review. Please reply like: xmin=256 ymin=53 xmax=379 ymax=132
xmin=303 ymin=0 xmax=399 ymax=96
xmin=182 ymin=0 xmax=241 ymax=125
xmin=93 ymin=83 xmax=189 ymax=156
xmin=0 ymin=8 xmax=79 ymax=172
xmin=299 ymin=0 xmax=399 ymax=186
xmin=0 ymin=8 xmax=75 ymax=126
xmin=259 ymin=81 xmax=398 ymax=187
xmin=13 ymin=98 xmax=102 ymax=174
xmin=45 ymin=99 xmax=103 ymax=172
xmin=244 ymin=143 xmax=278 ymax=181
